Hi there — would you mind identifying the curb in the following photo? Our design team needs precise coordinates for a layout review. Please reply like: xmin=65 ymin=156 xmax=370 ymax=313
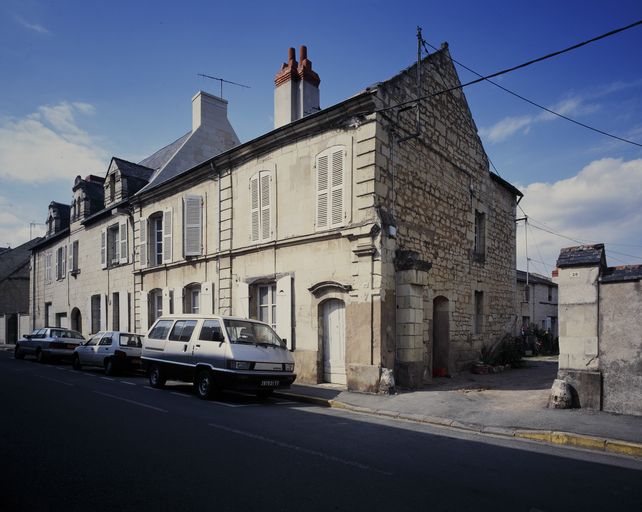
xmin=274 ymin=391 xmax=642 ymax=458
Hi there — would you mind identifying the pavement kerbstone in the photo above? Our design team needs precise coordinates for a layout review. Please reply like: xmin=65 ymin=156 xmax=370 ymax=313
xmin=450 ymin=420 xmax=483 ymax=432
xmin=605 ymin=439 xmax=642 ymax=458
xmin=515 ymin=430 xmax=553 ymax=443
xmin=552 ymin=432 xmax=606 ymax=451
xmin=481 ymin=426 xmax=516 ymax=437
xmin=375 ymin=409 xmax=400 ymax=419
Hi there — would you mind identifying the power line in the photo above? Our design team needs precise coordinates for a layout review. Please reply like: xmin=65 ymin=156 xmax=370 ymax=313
xmin=376 ymin=19 xmax=642 ymax=118
xmin=422 ymin=40 xmax=642 ymax=148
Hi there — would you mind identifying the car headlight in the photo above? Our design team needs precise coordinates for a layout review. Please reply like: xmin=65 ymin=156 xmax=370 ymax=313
xmin=228 ymin=360 xmax=252 ymax=370
xmin=284 ymin=363 xmax=294 ymax=372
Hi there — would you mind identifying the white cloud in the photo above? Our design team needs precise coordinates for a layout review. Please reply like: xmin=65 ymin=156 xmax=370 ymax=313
xmin=14 ymin=15 xmax=50 ymax=35
xmin=516 ymin=157 xmax=642 ymax=273
xmin=0 ymin=102 xmax=108 ymax=183
xmin=0 ymin=196 xmax=45 ymax=248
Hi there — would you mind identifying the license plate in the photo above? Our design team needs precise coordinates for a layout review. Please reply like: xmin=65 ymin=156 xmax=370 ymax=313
xmin=261 ymin=380 xmax=279 ymax=387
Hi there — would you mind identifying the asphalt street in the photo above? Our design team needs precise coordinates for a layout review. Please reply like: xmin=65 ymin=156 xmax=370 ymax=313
xmin=1 ymin=351 xmax=641 ymax=512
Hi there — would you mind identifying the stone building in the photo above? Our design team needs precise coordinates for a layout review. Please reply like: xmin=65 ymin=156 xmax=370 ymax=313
xmin=515 ymin=270 xmax=558 ymax=336
xmin=553 ymin=244 xmax=642 ymax=415
xmin=30 ymin=44 xmax=521 ymax=391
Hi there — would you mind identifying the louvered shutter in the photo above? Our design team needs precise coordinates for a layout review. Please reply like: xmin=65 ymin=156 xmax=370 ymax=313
xmin=330 ymin=149 xmax=344 ymax=226
xmin=119 ymin=220 xmax=128 ymax=264
xmin=68 ymin=243 xmax=74 ymax=273
xmin=139 ymin=218 xmax=147 ymax=268
xmin=260 ymin=172 xmax=271 ymax=240
xmin=62 ymin=245 xmax=67 ymax=277
xmin=54 ymin=249 xmax=59 ymax=279
xmin=183 ymin=196 xmax=203 ymax=256
xmin=163 ymin=208 xmax=173 ymax=263
xmin=100 ymin=229 xmax=107 ymax=269
xmin=250 ymin=175 xmax=260 ymax=241
xmin=316 ymin=154 xmax=329 ymax=229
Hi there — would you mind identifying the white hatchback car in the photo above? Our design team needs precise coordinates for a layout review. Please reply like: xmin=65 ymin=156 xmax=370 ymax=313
xmin=72 ymin=331 xmax=143 ymax=375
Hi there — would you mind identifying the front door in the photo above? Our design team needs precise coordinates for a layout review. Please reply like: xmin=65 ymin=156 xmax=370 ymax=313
xmin=322 ymin=299 xmax=346 ymax=385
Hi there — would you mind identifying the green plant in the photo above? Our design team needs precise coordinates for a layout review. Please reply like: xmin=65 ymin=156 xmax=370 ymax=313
xmin=478 ymin=334 xmax=524 ymax=367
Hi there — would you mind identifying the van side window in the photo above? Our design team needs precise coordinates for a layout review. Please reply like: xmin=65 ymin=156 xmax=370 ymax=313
xmin=199 ymin=320 xmax=223 ymax=341
xmin=169 ymin=320 xmax=197 ymax=342
xmin=149 ymin=320 xmax=173 ymax=340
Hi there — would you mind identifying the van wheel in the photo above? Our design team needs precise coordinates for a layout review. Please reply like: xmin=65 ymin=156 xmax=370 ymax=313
xmin=72 ymin=354 xmax=82 ymax=370
xmin=195 ymin=369 xmax=213 ymax=400
xmin=104 ymin=358 xmax=115 ymax=376
xmin=14 ymin=345 xmax=24 ymax=360
xmin=36 ymin=349 xmax=46 ymax=364
xmin=149 ymin=364 xmax=166 ymax=389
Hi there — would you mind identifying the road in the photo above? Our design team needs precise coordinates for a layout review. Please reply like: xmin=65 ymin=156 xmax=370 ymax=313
xmin=1 ymin=350 xmax=641 ymax=512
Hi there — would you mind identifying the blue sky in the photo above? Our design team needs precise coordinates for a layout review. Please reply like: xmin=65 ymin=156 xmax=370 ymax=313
xmin=1 ymin=0 xmax=641 ymax=274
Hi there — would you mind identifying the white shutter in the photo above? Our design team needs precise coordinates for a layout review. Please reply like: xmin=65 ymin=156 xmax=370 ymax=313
xmin=330 ymin=148 xmax=344 ymax=226
xmin=100 ymin=229 xmax=107 ymax=269
xmin=119 ymin=220 xmax=128 ymax=264
xmin=62 ymin=245 xmax=67 ymax=277
xmin=139 ymin=218 xmax=147 ymax=269
xmin=316 ymin=153 xmax=329 ymax=229
xmin=101 ymin=294 xmax=108 ymax=332
xmin=250 ymin=175 xmax=259 ymax=241
xmin=235 ymin=281 xmax=250 ymax=318
xmin=162 ymin=288 xmax=171 ymax=316
xmin=260 ymin=172 xmax=271 ymax=240
xmin=138 ymin=290 xmax=148 ymax=334
xmin=119 ymin=289 xmax=129 ymax=333
xmin=68 ymin=243 xmax=73 ymax=274
xmin=54 ymin=249 xmax=59 ymax=280
xmin=163 ymin=209 xmax=173 ymax=263
xmin=276 ymin=275 xmax=292 ymax=349
xmin=183 ymin=196 xmax=203 ymax=256
xmin=201 ymin=281 xmax=213 ymax=314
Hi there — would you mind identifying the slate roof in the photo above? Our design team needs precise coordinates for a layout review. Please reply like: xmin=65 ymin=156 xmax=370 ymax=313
xmin=112 ymin=158 xmax=155 ymax=181
xmin=0 ymin=238 xmax=42 ymax=283
xmin=600 ymin=265 xmax=642 ymax=284
xmin=516 ymin=270 xmax=556 ymax=286
xmin=138 ymin=132 xmax=191 ymax=172
xmin=556 ymin=244 xmax=606 ymax=268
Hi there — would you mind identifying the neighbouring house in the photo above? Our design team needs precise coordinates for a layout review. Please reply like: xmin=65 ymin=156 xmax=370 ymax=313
xmin=0 ymin=238 xmax=42 ymax=343
xmin=553 ymin=244 xmax=642 ymax=416
xmin=30 ymin=44 xmax=521 ymax=392
xmin=515 ymin=270 xmax=558 ymax=337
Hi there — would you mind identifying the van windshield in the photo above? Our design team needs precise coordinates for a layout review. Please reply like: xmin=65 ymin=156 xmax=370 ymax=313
xmin=224 ymin=320 xmax=284 ymax=348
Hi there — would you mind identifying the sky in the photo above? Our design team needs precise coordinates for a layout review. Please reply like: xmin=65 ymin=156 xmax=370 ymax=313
xmin=1 ymin=0 xmax=641 ymax=275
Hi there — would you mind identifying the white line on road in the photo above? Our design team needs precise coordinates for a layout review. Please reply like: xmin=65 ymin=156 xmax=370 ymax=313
xmin=93 ymin=391 xmax=167 ymax=413
xmin=100 ymin=377 xmax=115 ymax=381
xmin=208 ymin=423 xmax=393 ymax=475
xmin=120 ymin=380 xmax=136 ymax=386
xmin=37 ymin=375 xmax=73 ymax=387
xmin=143 ymin=386 xmax=160 ymax=391
xmin=171 ymin=391 xmax=190 ymax=398
xmin=210 ymin=401 xmax=247 ymax=408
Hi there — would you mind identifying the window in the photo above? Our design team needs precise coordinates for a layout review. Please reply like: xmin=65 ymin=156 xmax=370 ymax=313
xmin=112 ymin=293 xmax=120 ymax=331
xmin=257 ymin=284 xmax=276 ymax=330
xmin=547 ymin=286 xmax=553 ymax=302
xmin=109 ymin=173 xmax=116 ymax=202
xmin=102 ymin=221 xmax=128 ymax=269
xmin=154 ymin=216 xmax=163 ymax=265
xmin=148 ymin=320 xmax=173 ymax=340
xmin=524 ymin=285 xmax=530 ymax=303
xmin=55 ymin=246 xmax=67 ymax=280
xmin=183 ymin=196 xmax=203 ymax=256
xmin=44 ymin=252 xmax=52 ymax=283
xmin=250 ymin=171 xmax=272 ymax=242
xmin=44 ymin=302 xmax=52 ymax=327
xmin=140 ymin=212 xmax=171 ymax=268
xmin=169 ymin=320 xmax=197 ymax=342
xmin=99 ymin=332 xmax=114 ymax=346
xmin=119 ymin=333 xmax=142 ymax=348
xmin=86 ymin=334 xmax=101 ymax=346
xmin=70 ymin=241 xmax=79 ymax=274
xmin=199 ymin=320 xmax=224 ymax=341
xmin=148 ymin=289 xmax=163 ymax=328
xmin=108 ymin=225 xmax=119 ymax=265
xmin=91 ymin=294 xmax=101 ymax=333
xmin=316 ymin=146 xmax=345 ymax=230
xmin=184 ymin=284 xmax=201 ymax=314
xmin=473 ymin=291 xmax=483 ymax=335
xmin=474 ymin=210 xmax=486 ymax=261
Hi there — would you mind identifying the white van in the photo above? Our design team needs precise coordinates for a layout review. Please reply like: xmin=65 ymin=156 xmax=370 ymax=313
xmin=141 ymin=315 xmax=296 ymax=399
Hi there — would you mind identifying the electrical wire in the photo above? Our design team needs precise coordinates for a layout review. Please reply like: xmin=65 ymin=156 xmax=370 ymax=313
xmin=422 ymin=40 xmax=642 ymax=148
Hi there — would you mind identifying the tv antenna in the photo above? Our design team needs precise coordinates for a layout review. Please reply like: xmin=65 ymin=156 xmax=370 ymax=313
xmin=197 ymin=74 xmax=250 ymax=99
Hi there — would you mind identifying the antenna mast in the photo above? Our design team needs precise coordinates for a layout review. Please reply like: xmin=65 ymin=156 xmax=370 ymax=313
xmin=197 ymin=74 xmax=250 ymax=99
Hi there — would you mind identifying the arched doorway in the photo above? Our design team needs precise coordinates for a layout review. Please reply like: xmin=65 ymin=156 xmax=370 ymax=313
xmin=432 ymin=296 xmax=450 ymax=377
xmin=321 ymin=299 xmax=346 ymax=384
xmin=71 ymin=307 xmax=82 ymax=333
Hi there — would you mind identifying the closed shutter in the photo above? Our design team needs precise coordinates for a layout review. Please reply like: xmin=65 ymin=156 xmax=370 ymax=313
xmin=275 ymin=275 xmax=293 ymax=350
xmin=183 ymin=196 xmax=203 ymax=256
xmin=54 ymin=249 xmax=59 ymax=279
xmin=163 ymin=208 xmax=173 ymax=263
xmin=330 ymin=148 xmax=344 ymax=226
xmin=62 ymin=245 xmax=67 ymax=277
xmin=201 ymin=281 xmax=214 ymax=314
xmin=316 ymin=153 xmax=329 ymax=229
xmin=119 ymin=220 xmax=128 ymax=264
xmin=235 ymin=281 xmax=250 ymax=318
xmin=139 ymin=218 xmax=147 ymax=269
xmin=250 ymin=175 xmax=259 ymax=241
xmin=68 ymin=242 xmax=73 ymax=273
xmin=260 ymin=172 xmax=271 ymax=240
xmin=100 ymin=229 xmax=107 ymax=269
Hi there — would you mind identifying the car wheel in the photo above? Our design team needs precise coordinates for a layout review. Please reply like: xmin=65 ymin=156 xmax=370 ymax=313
xmin=104 ymin=358 xmax=115 ymax=376
xmin=148 ymin=364 xmax=166 ymax=389
xmin=36 ymin=349 xmax=46 ymax=364
xmin=72 ymin=354 xmax=82 ymax=370
xmin=14 ymin=345 xmax=24 ymax=360
xmin=195 ymin=369 xmax=213 ymax=400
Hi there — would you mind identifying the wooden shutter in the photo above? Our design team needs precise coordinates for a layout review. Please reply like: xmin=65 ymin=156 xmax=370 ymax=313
xmin=250 ymin=175 xmax=259 ymax=241
xmin=183 ymin=196 xmax=203 ymax=256
xmin=330 ymin=148 xmax=344 ymax=226
xmin=54 ymin=248 xmax=59 ymax=279
xmin=139 ymin=218 xmax=147 ymax=269
xmin=201 ymin=281 xmax=214 ymax=314
xmin=163 ymin=209 xmax=173 ymax=263
xmin=62 ymin=245 xmax=67 ymax=277
xmin=100 ymin=229 xmax=107 ymax=269
xmin=235 ymin=281 xmax=250 ymax=318
xmin=119 ymin=220 xmax=128 ymax=264
xmin=316 ymin=153 xmax=329 ymax=229
xmin=275 ymin=275 xmax=292 ymax=350
xmin=68 ymin=242 xmax=73 ymax=273
xmin=260 ymin=172 xmax=271 ymax=240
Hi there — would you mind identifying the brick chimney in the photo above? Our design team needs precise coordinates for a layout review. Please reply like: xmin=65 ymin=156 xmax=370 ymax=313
xmin=274 ymin=45 xmax=320 ymax=128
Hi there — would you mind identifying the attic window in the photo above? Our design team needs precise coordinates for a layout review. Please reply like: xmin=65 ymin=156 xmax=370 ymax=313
xmin=109 ymin=174 xmax=116 ymax=202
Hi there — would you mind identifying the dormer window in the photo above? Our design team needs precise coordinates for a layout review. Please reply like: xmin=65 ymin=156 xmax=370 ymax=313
xmin=109 ymin=173 xmax=116 ymax=203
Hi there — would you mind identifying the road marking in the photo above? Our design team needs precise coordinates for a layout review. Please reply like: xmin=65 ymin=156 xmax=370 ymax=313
xmin=101 ymin=377 xmax=115 ymax=381
xmin=120 ymin=380 xmax=136 ymax=386
xmin=171 ymin=391 xmax=190 ymax=398
xmin=93 ymin=391 xmax=167 ymax=413
xmin=143 ymin=386 xmax=160 ymax=391
xmin=209 ymin=423 xmax=392 ymax=475
xmin=37 ymin=375 xmax=73 ymax=387
xmin=210 ymin=401 xmax=247 ymax=408
xmin=55 ymin=366 xmax=66 ymax=371
xmin=275 ymin=401 xmax=298 ymax=405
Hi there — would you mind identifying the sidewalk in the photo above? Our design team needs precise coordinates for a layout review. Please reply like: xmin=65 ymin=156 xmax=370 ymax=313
xmin=275 ymin=357 xmax=642 ymax=458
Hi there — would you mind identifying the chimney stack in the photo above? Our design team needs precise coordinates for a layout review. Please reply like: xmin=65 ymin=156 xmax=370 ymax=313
xmin=274 ymin=46 xmax=320 ymax=129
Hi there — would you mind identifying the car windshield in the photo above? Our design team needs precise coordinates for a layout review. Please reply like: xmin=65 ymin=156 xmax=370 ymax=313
xmin=224 ymin=320 xmax=284 ymax=348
